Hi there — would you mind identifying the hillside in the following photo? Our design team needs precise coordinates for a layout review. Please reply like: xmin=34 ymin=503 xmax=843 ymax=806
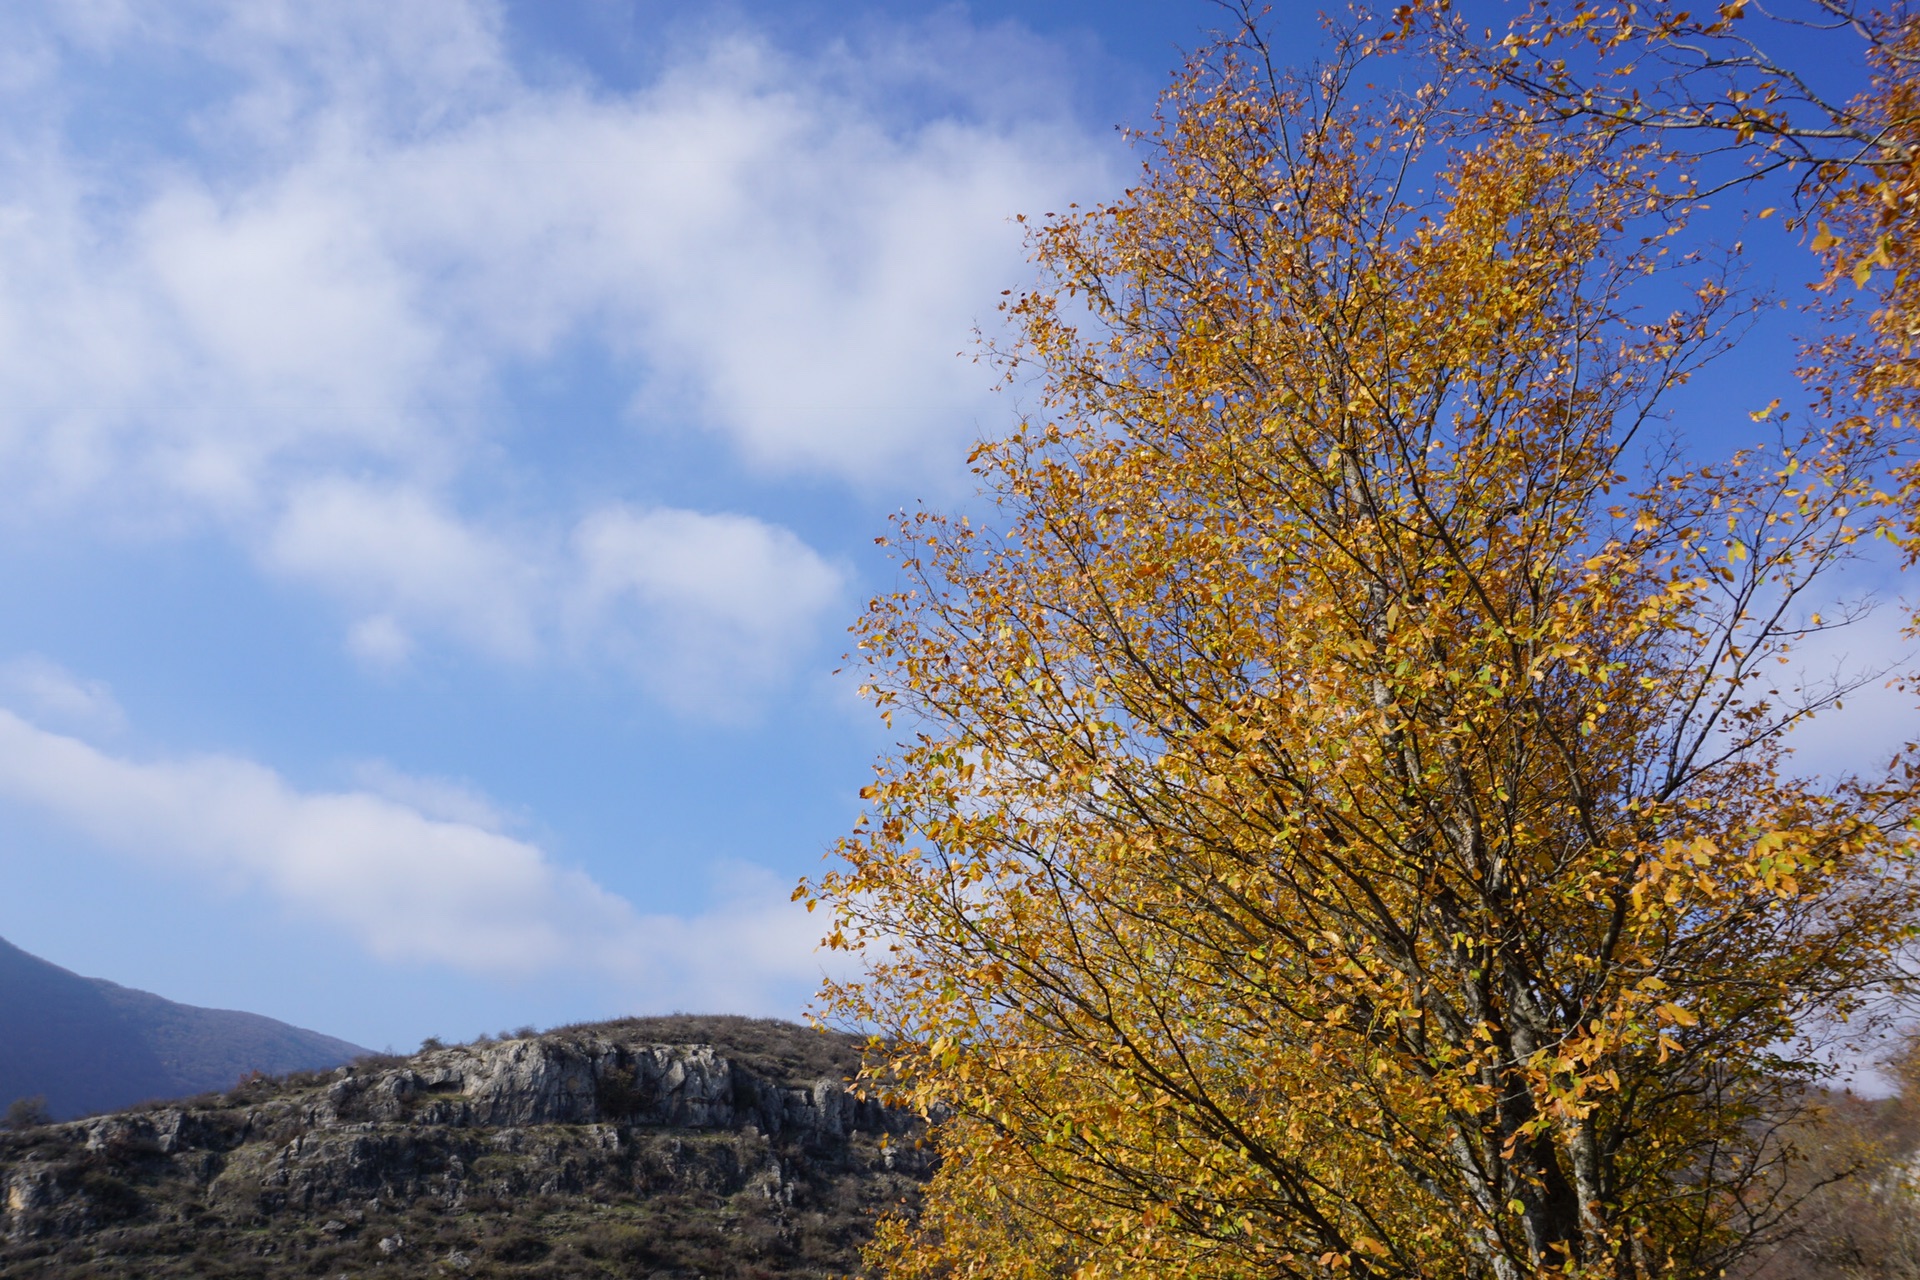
xmin=0 ymin=936 xmax=368 ymax=1122
xmin=0 ymin=1015 xmax=929 ymax=1278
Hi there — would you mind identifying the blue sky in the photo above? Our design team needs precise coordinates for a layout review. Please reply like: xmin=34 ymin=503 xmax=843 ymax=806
xmin=0 ymin=0 xmax=1904 ymax=1055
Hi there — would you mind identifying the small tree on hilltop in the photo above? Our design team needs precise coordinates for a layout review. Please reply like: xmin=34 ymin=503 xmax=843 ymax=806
xmin=804 ymin=20 xmax=1920 ymax=1280
xmin=4 ymin=1096 xmax=50 ymax=1132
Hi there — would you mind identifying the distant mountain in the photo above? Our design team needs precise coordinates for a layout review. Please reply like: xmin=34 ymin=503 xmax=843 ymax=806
xmin=0 ymin=935 xmax=369 ymax=1121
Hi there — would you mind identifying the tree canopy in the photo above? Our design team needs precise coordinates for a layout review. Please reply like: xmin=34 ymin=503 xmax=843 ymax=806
xmin=804 ymin=11 xmax=1920 ymax=1278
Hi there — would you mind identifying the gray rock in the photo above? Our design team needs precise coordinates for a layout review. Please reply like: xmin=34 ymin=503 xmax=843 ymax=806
xmin=0 ymin=1019 xmax=933 ymax=1265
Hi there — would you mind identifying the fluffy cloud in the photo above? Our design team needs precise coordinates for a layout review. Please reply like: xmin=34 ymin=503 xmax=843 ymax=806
xmin=258 ymin=478 xmax=844 ymax=699
xmin=266 ymin=479 xmax=543 ymax=663
xmin=0 ymin=1 xmax=1112 ymax=703
xmin=572 ymin=506 xmax=846 ymax=707
xmin=0 ymin=705 xmax=833 ymax=1008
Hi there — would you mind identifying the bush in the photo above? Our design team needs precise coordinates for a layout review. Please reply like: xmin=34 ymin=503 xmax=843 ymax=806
xmin=77 ymin=1170 xmax=143 ymax=1220
xmin=4 ymin=1095 xmax=51 ymax=1131
xmin=594 ymin=1071 xmax=644 ymax=1121
xmin=490 ymin=1231 xmax=550 ymax=1262
xmin=573 ymin=1222 xmax=655 ymax=1264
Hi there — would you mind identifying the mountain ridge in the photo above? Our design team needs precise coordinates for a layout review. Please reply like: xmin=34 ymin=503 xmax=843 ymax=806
xmin=0 ymin=935 xmax=369 ymax=1121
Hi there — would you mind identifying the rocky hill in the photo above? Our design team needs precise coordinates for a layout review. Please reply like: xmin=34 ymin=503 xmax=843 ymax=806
xmin=0 ymin=935 xmax=369 ymax=1121
xmin=0 ymin=1015 xmax=928 ymax=1279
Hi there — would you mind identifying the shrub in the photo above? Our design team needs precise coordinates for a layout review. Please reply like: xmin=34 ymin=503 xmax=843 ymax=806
xmin=4 ymin=1095 xmax=51 ymax=1131
xmin=490 ymin=1231 xmax=551 ymax=1262
xmin=77 ymin=1170 xmax=143 ymax=1220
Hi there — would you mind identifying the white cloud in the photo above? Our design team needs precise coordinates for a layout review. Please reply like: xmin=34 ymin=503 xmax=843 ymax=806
xmin=0 ymin=0 xmax=1114 ymax=699
xmin=0 ymin=655 xmax=126 ymax=735
xmin=347 ymin=615 xmax=414 ymax=667
xmin=266 ymin=479 xmax=541 ymax=663
xmin=0 ymin=4 xmax=1108 ymax=495
xmin=0 ymin=706 xmax=607 ymax=972
xmin=573 ymin=505 xmax=845 ymax=707
xmin=618 ymin=859 xmax=852 ymax=1015
xmin=258 ymin=479 xmax=842 ymax=706
xmin=137 ymin=176 xmax=449 ymax=465
xmin=347 ymin=758 xmax=520 ymax=833
xmin=0 ymin=706 xmax=832 ymax=1007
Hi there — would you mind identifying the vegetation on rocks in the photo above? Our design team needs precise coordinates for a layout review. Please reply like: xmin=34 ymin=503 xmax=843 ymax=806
xmin=0 ymin=1015 xmax=927 ymax=1279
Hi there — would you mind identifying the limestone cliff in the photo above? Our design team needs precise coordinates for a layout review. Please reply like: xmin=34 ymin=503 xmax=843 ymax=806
xmin=0 ymin=1015 xmax=928 ymax=1278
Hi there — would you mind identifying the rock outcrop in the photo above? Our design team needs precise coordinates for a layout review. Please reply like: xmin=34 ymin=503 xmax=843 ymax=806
xmin=0 ymin=1016 xmax=928 ymax=1279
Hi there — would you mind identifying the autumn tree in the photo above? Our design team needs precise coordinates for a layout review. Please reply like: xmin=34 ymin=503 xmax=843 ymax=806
xmin=804 ymin=20 xmax=1920 ymax=1280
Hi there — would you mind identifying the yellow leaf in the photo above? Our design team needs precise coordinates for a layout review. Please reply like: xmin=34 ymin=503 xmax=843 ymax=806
xmin=1659 ymin=1003 xmax=1700 ymax=1028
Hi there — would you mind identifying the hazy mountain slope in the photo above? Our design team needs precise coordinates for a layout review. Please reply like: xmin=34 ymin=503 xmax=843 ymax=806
xmin=0 ymin=1016 xmax=930 ymax=1279
xmin=0 ymin=936 xmax=369 ymax=1121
